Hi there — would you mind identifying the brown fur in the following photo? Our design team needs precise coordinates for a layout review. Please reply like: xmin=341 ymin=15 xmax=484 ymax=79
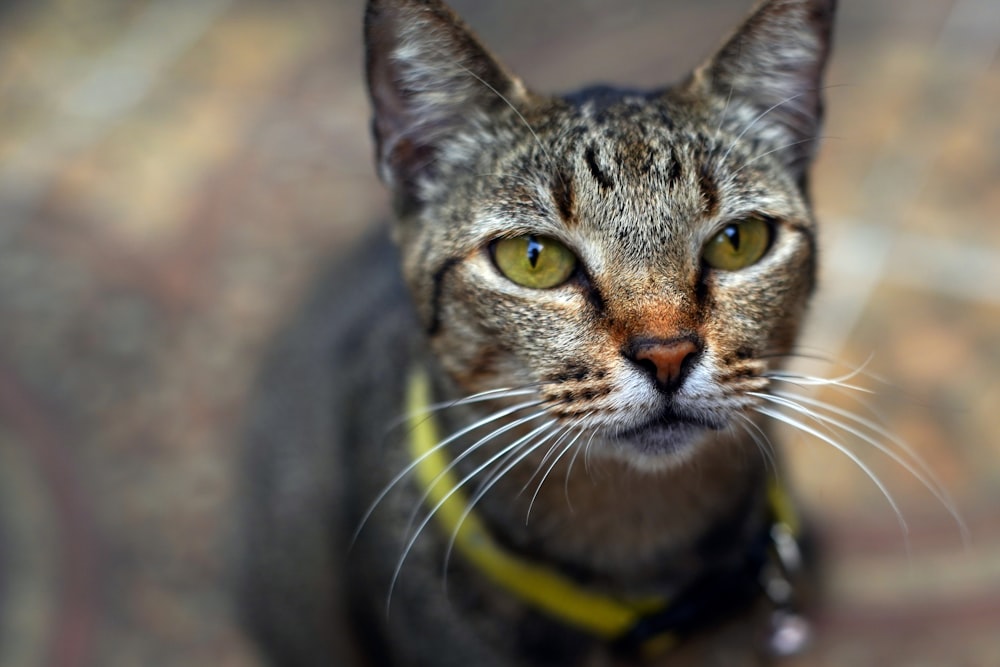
xmin=236 ymin=1 xmax=836 ymax=665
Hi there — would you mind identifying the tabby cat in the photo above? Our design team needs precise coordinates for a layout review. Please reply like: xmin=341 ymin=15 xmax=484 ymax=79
xmin=236 ymin=0 xmax=837 ymax=664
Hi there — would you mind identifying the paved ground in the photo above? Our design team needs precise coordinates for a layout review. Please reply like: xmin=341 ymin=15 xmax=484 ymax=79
xmin=0 ymin=1 xmax=998 ymax=665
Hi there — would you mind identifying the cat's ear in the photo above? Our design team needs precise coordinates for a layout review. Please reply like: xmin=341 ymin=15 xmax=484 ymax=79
xmin=695 ymin=0 xmax=837 ymax=173
xmin=365 ymin=0 xmax=528 ymax=209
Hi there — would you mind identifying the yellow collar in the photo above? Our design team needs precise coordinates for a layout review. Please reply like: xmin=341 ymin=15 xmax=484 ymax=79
xmin=406 ymin=369 xmax=801 ymax=658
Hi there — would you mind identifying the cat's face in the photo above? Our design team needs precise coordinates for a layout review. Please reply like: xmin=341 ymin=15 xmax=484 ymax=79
xmin=366 ymin=0 xmax=834 ymax=469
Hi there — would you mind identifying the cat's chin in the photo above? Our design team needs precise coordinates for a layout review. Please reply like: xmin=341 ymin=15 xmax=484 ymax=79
xmin=602 ymin=420 xmax=719 ymax=472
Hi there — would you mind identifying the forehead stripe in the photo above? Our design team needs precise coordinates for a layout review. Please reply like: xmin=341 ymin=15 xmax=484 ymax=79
xmin=584 ymin=145 xmax=614 ymax=191
xmin=551 ymin=171 xmax=577 ymax=225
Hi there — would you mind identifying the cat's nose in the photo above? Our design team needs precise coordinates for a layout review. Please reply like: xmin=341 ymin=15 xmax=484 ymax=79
xmin=625 ymin=337 xmax=700 ymax=392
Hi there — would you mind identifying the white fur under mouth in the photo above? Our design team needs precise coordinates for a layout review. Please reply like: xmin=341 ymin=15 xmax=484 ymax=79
xmin=597 ymin=420 xmax=712 ymax=471
xmin=615 ymin=403 xmax=724 ymax=438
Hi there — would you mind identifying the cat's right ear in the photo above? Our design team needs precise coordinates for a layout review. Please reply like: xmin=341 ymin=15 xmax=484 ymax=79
xmin=365 ymin=0 xmax=527 ymax=211
xmin=692 ymin=0 xmax=837 ymax=176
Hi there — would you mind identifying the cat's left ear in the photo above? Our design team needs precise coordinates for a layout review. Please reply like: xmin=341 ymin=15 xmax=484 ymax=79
xmin=694 ymin=0 xmax=837 ymax=174
xmin=365 ymin=0 xmax=529 ymax=211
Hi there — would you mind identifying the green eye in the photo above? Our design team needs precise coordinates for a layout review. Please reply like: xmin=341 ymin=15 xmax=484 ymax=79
xmin=492 ymin=235 xmax=577 ymax=289
xmin=702 ymin=217 xmax=772 ymax=271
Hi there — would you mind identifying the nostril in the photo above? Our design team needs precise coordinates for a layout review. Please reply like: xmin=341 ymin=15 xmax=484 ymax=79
xmin=635 ymin=357 xmax=660 ymax=379
xmin=627 ymin=337 xmax=700 ymax=391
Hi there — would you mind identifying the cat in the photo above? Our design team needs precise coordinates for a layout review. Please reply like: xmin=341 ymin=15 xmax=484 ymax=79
xmin=235 ymin=0 xmax=837 ymax=665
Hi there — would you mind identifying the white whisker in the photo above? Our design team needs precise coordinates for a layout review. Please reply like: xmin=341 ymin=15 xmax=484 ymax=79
xmin=455 ymin=64 xmax=561 ymax=181
xmin=470 ymin=420 xmax=564 ymax=503
xmin=517 ymin=422 xmax=575 ymax=495
xmin=564 ymin=426 xmax=599 ymax=514
xmin=391 ymin=386 xmax=541 ymax=428
xmin=765 ymin=354 xmax=876 ymax=391
xmin=754 ymin=405 xmax=911 ymax=553
xmin=731 ymin=136 xmax=840 ymax=176
xmin=526 ymin=421 xmax=590 ymax=524
xmin=387 ymin=418 xmax=557 ymax=612
xmin=720 ymin=91 xmax=809 ymax=165
xmin=734 ymin=412 xmax=778 ymax=476
xmin=764 ymin=391 xmax=970 ymax=546
xmin=441 ymin=421 xmax=563 ymax=576
xmin=715 ymin=80 xmax=737 ymax=140
xmin=353 ymin=399 xmax=541 ymax=545
xmin=403 ymin=410 xmax=551 ymax=537
xmin=765 ymin=372 xmax=875 ymax=395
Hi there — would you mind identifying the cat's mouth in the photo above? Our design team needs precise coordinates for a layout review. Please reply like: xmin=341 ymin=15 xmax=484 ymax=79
xmin=611 ymin=406 xmax=725 ymax=455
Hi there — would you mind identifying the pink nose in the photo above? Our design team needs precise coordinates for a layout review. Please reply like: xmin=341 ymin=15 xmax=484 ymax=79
xmin=628 ymin=338 xmax=699 ymax=391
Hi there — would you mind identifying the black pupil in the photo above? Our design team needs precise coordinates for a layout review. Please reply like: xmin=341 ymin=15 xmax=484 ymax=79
xmin=724 ymin=225 xmax=741 ymax=251
xmin=526 ymin=236 xmax=543 ymax=268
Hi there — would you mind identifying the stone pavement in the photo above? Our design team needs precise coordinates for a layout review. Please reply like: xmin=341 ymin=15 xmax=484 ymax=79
xmin=0 ymin=1 xmax=997 ymax=665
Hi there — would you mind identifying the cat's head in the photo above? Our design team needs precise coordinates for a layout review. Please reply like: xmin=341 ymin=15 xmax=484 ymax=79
xmin=365 ymin=0 xmax=836 ymax=470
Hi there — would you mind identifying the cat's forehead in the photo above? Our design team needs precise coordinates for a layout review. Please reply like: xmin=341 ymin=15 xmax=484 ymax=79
xmin=462 ymin=94 xmax=805 ymax=269
xmin=522 ymin=99 xmax=729 ymax=231
xmin=568 ymin=100 xmax=716 ymax=192
xmin=551 ymin=94 xmax=698 ymax=155
xmin=530 ymin=96 xmax=796 ymax=217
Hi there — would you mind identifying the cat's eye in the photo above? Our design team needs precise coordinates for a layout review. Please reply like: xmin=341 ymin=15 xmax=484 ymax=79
xmin=492 ymin=235 xmax=577 ymax=289
xmin=702 ymin=216 xmax=772 ymax=271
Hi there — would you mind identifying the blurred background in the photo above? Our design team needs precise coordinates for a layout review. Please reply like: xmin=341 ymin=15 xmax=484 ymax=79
xmin=0 ymin=0 xmax=997 ymax=665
